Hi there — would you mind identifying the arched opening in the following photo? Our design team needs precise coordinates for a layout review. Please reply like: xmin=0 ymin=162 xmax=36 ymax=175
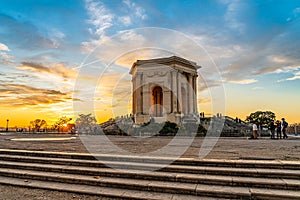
xmin=151 ymin=86 xmax=163 ymax=117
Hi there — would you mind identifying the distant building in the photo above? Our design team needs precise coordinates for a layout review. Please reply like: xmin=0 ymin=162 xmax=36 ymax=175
xmin=130 ymin=56 xmax=200 ymax=124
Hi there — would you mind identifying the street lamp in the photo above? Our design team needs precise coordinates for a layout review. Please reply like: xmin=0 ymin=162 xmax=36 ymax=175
xmin=6 ymin=119 xmax=9 ymax=132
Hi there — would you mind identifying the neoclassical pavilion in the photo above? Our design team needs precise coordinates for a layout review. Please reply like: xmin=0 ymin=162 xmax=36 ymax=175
xmin=129 ymin=56 xmax=200 ymax=124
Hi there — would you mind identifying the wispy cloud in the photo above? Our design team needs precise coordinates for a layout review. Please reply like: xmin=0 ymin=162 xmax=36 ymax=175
xmin=252 ymin=86 xmax=264 ymax=90
xmin=286 ymin=71 xmax=300 ymax=81
xmin=81 ymin=0 xmax=114 ymax=53
xmin=198 ymin=97 xmax=211 ymax=104
xmin=85 ymin=0 xmax=114 ymax=38
xmin=183 ymin=1 xmax=300 ymax=86
xmin=118 ymin=16 xmax=131 ymax=26
xmin=82 ymin=0 xmax=148 ymax=53
xmin=0 ymin=84 xmax=66 ymax=95
xmin=0 ymin=42 xmax=13 ymax=64
xmin=123 ymin=0 xmax=147 ymax=20
xmin=0 ymin=43 xmax=10 ymax=51
xmin=0 ymin=83 xmax=77 ymax=107
xmin=227 ymin=79 xmax=257 ymax=85
xmin=223 ymin=0 xmax=246 ymax=33
xmin=18 ymin=62 xmax=78 ymax=79
xmin=47 ymin=28 xmax=66 ymax=48
xmin=0 ymin=51 xmax=14 ymax=64
xmin=287 ymin=7 xmax=300 ymax=22
xmin=0 ymin=13 xmax=58 ymax=50
xmin=198 ymin=78 xmax=222 ymax=92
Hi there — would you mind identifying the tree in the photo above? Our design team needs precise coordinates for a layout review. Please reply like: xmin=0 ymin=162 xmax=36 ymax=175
xmin=30 ymin=119 xmax=47 ymax=132
xmin=75 ymin=114 xmax=97 ymax=134
xmin=245 ymin=111 xmax=276 ymax=127
xmin=52 ymin=116 xmax=72 ymax=132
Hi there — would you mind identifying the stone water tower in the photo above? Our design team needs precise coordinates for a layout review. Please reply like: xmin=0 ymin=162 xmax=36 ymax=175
xmin=129 ymin=56 xmax=200 ymax=124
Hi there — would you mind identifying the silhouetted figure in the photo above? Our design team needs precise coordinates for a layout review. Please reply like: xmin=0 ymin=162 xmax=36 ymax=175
xmin=276 ymin=120 xmax=281 ymax=139
xmin=281 ymin=118 xmax=288 ymax=139
xmin=201 ymin=112 xmax=205 ymax=118
xmin=130 ymin=114 xmax=135 ymax=123
xmin=269 ymin=120 xmax=276 ymax=139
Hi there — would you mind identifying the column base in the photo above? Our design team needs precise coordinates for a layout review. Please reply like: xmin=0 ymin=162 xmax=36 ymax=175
xmin=135 ymin=114 xmax=150 ymax=125
xmin=134 ymin=113 xmax=182 ymax=125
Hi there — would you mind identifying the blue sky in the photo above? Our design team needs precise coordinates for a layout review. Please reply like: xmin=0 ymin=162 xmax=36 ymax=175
xmin=0 ymin=0 xmax=300 ymax=126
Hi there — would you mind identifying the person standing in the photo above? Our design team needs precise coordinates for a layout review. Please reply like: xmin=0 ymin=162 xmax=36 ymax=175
xmin=276 ymin=120 xmax=282 ymax=139
xmin=282 ymin=118 xmax=288 ymax=139
xmin=269 ymin=120 xmax=276 ymax=139
xmin=253 ymin=123 xmax=259 ymax=139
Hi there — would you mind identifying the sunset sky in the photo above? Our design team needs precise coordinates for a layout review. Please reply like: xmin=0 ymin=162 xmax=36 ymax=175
xmin=1 ymin=0 xmax=300 ymax=127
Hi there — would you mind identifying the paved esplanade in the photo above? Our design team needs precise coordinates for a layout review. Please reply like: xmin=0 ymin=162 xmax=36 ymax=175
xmin=0 ymin=133 xmax=299 ymax=161
xmin=0 ymin=133 xmax=300 ymax=199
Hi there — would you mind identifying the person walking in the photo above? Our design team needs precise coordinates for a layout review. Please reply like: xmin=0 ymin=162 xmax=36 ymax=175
xmin=282 ymin=118 xmax=288 ymax=139
xmin=252 ymin=123 xmax=259 ymax=139
xmin=269 ymin=120 xmax=276 ymax=139
xmin=276 ymin=120 xmax=282 ymax=139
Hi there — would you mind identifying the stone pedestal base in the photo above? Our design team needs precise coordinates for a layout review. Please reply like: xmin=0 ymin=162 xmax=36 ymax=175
xmin=135 ymin=113 xmax=183 ymax=124
xmin=166 ymin=113 xmax=182 ymax=124
xmin=135 ymin=114 xmax=150 ymax=125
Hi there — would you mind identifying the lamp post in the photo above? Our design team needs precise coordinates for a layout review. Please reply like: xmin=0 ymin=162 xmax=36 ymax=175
xmin=6 ymin=119 xmax=9 ymax=132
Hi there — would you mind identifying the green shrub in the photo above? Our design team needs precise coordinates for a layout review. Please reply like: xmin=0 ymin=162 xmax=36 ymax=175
xmin=159 ymin=121 xmax=179 ymax=136
xmin=196 ymin=123 xmax=207 ymax=137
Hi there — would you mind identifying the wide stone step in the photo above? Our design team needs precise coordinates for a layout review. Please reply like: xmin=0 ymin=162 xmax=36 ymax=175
xmin=0 ymin=149 xmax=299 ymax=199
xmin=1 ymin=149 xmax=299 ymax=169
xmin=0 ymin=154 xmax=299 ymax=179
xmin=0 ymin=176 xmax=230 ymax=200
xmin=0 ymin=176 xmax=174 ymax=200
xmin=0 ymin=168 xmax=207 ymax=196
xmin=162 ymin=164 xmax=300 ymax=179
xmin=0 ymin=170 xmax=299 ymax=199
xmin=0 ymin=160 xmax=299 ymax=190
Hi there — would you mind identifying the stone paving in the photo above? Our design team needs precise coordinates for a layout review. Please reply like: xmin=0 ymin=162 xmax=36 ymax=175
xmin=0 ymin=184 xmax=111 ymax=200
xmin=0 ymin=133 xmax=299 ymax=161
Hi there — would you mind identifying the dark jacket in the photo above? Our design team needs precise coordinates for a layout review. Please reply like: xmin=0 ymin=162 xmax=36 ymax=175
xmin=269 ymin=122 xmax=276 ymax=131
xmin=276 ymin=121 xmax=281 ymax=131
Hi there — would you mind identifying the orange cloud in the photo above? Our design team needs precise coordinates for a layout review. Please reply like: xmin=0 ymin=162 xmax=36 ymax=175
xmin=18 ymin=62 xmax=78 ymax=79
xmin=0 ymin=83 xmax=78 ymax=107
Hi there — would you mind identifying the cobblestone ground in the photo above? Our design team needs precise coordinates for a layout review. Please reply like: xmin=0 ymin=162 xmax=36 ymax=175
xmin=0 ymin=133 xmax=299 ymax=199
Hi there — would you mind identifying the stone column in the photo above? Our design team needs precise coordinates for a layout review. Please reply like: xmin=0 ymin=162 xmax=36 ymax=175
xmin=188 ymin=74 xmax=193 ymax=114
xmin=193 ymin=75 xmax=198 ymax=114
xmin=132 ymin=76 xmax=136 ymax=115
xmin=143 ymin=82 xmax=150 ymax=114
xmin=171 ymin=70 xmax=178 ymax=113
xmin=136 ymin=73 xmax=142 ymax=114
xmin=177 ymin=72 xmax=182 ymax=113
xmin=164 ymin=89 xmax=171 ymax=114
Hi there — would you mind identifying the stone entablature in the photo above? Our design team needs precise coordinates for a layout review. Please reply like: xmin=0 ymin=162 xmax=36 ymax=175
xmin=130 ymin=56 xmax=200 ymax=124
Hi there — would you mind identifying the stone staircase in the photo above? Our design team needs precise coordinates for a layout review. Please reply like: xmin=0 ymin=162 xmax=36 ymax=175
xmin=0 ymin=149 xmax=299 ymax=199
xmin=221 ymin=117 xmax=252 ymax=137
